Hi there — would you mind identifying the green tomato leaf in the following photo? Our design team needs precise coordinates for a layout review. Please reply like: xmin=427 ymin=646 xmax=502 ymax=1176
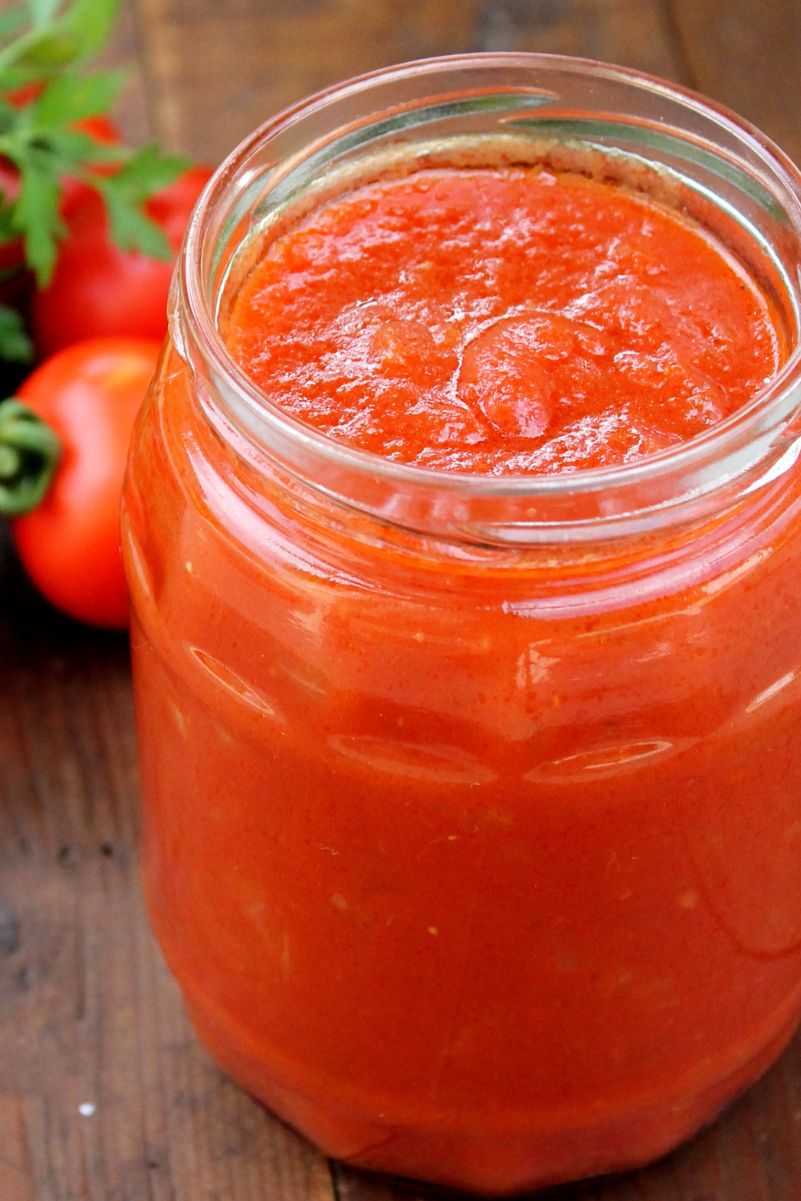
xmin=108 ymin=142 xmax=189 ymax=201
xmin=31 ymin=67 xmax=125 ymax=127
xmin=0 ymin=10 xmax=28 ymax=40
xmin=0 ymin=0 xmax=120 ymax=72
xmin=0 ymin=198 xmax=16 ymax=243
xmin=0 ymin=96 xmax=19 ymax=137
xmin=91 ymin=143 xmax=189 ymax=261
xmin=12 ymin=26 xmax=81 ymax=71
xmin=0 ymin=64 xmax=45 ymax=91
xmin=28 ymin=0 xmax=61 ymax=27
xmin=64 ymin=0 xmax=120 ymax=60
xmin=43 ymin=125 xmax=123 ymax=164
xmin=9 ymin=147 xmax=63 ymax=283
xmin=0 ymin=305 xmax=33 ymax=364
xmin=99 ymin=181 xmax=171 ymax=258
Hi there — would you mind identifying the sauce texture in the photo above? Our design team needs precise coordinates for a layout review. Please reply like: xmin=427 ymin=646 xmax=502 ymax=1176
xmin=227 ymin=168 xmax=780 ymax=472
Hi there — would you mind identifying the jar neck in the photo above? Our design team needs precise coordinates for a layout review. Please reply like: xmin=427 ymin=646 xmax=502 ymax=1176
xmin=174 ymin=53 xmax=801 ymax=549
xmin=163 ymin=347 xmax=801 ymax=619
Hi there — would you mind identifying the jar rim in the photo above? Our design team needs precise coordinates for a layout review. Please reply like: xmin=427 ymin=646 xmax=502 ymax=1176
xmin=178 ymin=52 xmax=801 ymax=537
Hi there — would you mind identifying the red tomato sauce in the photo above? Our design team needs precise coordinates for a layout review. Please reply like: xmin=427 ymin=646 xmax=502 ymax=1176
xmin=124 ymin=164 xmax=801 ymax=1194
xmin=226 ymin=168 xmax=780 ymax=472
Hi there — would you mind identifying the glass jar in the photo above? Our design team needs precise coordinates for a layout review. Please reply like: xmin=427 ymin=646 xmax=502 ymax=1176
xmin=122 ymin=54 xmax=801 ymax=1195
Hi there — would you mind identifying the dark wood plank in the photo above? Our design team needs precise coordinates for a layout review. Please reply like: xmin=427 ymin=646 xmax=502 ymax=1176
xmin=670 ymin=0 xmax=801 ymax=166
xmin=133 ymin=0 xmax=688 ymax=162
xmin=469 ymin=0 xmax=691 ymax=80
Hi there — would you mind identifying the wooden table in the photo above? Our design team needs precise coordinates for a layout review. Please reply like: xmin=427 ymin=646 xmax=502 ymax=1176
xmin=3 ymin=3 xmax=801 ymax=1198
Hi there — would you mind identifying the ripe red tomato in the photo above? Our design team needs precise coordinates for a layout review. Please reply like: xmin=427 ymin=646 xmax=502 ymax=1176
xmin=32 ymin=165 xmax=212 ymax=355
xmin=12 ymin=337 xmax=161 ymax=628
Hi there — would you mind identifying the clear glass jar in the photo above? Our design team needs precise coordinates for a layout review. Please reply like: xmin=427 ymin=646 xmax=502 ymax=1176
xmin=122 ymin=54 xmax=801 ymax=1195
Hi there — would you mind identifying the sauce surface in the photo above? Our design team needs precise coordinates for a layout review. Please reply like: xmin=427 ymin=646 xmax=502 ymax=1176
xmin=227 ymin=167 xmax=780 ymax=473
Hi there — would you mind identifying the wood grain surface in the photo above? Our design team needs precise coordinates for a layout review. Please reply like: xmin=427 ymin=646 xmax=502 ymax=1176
xmin=2 ymin=2 xmax=801 ymax=1199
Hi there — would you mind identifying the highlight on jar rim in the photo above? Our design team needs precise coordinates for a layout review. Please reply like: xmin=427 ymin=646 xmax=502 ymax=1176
xmin=121 ymin=52 xmax=801 ymax=1196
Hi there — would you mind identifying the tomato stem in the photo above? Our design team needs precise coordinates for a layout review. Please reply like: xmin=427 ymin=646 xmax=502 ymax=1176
xmin=0 ymin=398 xmax=60 ymax=516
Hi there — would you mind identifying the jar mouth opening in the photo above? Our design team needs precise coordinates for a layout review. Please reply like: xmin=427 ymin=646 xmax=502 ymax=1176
xmin=179 ymin=52 xmax=801 ymax=537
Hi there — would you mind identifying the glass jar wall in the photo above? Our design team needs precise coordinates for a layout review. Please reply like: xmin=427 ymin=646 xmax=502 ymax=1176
xmin=123 ymin=55 xmax=801 ymax=1194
